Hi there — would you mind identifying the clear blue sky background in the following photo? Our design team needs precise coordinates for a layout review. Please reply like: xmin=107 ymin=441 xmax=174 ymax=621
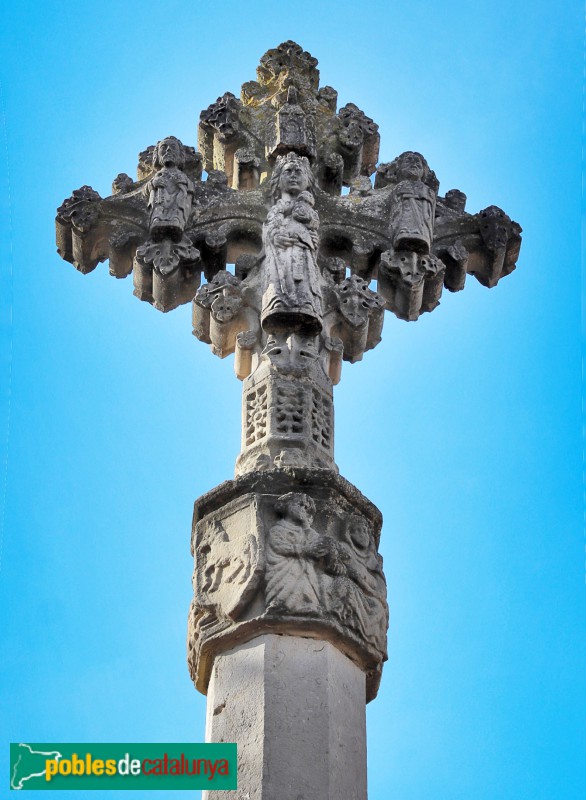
xmin=0 ymin=1 xmax=583 ymax=798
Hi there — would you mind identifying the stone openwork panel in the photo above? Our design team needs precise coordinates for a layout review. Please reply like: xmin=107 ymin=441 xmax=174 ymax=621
xmin=187 ymin=469 xmax=388 ymax=702
xmin=55 ymin=41 xmax=522 ymax=704
xmin=237 ymin=371 xmax=335 ymax=475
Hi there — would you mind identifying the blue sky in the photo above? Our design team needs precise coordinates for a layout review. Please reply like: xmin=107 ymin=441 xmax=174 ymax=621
xmin=0 ymin=1 xmax=583 ymax=798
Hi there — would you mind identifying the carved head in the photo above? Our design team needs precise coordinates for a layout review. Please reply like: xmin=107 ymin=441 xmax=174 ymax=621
xmin=153 ymin=137 xmax=185 ymax=170
xmin=395 ymin=151 xmax=427 ymax=181
xmin=346 ymin=514 xmax=371 ymax=552
xmin=294 ymin=190 xmax=314 ymax=207
xmin=375 ymin=151 xmax=439 ymax=192
xmin=275 ymin=492 xmax=316 ymax=525
xmin=270 ymin=152 xmax=316 ymax=200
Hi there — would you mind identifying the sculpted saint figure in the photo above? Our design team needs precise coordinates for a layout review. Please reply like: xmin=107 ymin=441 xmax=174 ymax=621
xmin=385 ymin=151 xmax=438 ymax=254
xmin=265 ymin=492 xmax=336 ymax=615
xmin=144 ymin=137 xmax=194 ymax=241
xmin=328 ymin=515 xmax=388 ymax=653
xmin=261 ymin=153 xmax=323 ymax=333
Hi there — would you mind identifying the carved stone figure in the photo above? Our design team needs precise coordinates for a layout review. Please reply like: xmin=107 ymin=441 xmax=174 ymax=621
xmin=265 ymin=492 xmax=335 ymax=615
xmin=54 ymin=45 xmax=522 ymax=788
xmin=57 ymin=41 xmax=521 ymax=322
xmin=328 ymin=515 xmax=388 ymax=654
xmin=336 ymin=103 xmax=380 ymax=181
xmin=376 ymin=151 xmax=438 ymax=253
xmin=261 ymin=153 xmax=323 ymax=333
xmin=144 ymin=137 xmax=194 ymax=241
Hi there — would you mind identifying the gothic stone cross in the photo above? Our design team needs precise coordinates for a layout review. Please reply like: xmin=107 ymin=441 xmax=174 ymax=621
xmin=55 ymin=40 xmax=522 ymax=795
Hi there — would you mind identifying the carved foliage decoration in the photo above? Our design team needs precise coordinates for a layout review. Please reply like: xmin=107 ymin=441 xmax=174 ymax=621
xmin=238 ymin=363 xmax=336 ymax=474
xmin=200 ymin=92 xmax=242 ymax=141
xmin=257 ymin=41 xmax=319 ymax=87
xmin=55 ymin=41 xmax=522 ymax=342
xmin=274 ymin=383 xmax=305 ymax=435
xmin=56 ymin=185 xmax=102 ymax=233
xmin=135 ymin=236 xmax=200 ymax=277
xmin=331 ymin=275 xmax=384 ymax=362
xmin=193 ymin=270 xmax=253 ymax=357
xmin=55 ymin=186 xmax=106 ymax=274
xmin=260 ymin=331 xmax=320 ymax=376
xmin=378 ymin=248 xmax=445 ymax=321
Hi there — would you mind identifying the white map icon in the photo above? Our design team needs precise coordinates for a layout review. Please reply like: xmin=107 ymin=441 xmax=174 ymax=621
xmin=10 ymin=743 xmax=63 ymax=790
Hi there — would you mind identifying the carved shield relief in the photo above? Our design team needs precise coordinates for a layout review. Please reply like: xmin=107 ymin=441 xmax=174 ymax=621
xmin=194 ymin=493 xmax=263 ymax=620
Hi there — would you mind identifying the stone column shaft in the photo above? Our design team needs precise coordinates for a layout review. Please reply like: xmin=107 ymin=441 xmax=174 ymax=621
xmin=203 ymin=634 xmax=367 ymax=800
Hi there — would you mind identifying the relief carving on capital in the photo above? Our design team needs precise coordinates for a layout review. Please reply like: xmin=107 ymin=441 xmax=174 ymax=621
xmin=188 ymin=477 xmax=388 ymax=700
xmin=265 ymin=494 xmax=387 ymax=657
xmin=265 ymin=492 xmax=330 ymax=615
xmin=193 ymin=497 xmax=264 ymax=630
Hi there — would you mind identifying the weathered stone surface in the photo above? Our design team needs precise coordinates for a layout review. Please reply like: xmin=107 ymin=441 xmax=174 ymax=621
xmin=329 ymin=275 xmax=384 ymax=362
xmin=55 ymin=41 xmax=522 ymax=323
xmin=261 ymin=153 xmax=322 ymax=334
xmin=54 ymin=41 xmax=522 ymax=773
xmin=376 ymin=151 xmax=438 ymax=253
xmin=187 ymin=468 xmax=387 ymax=702
xmin=202 ymin=635 xmax=367 ymax=800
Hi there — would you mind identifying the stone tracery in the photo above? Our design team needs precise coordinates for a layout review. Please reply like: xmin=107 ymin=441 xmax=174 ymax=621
xmin=55 ymin=40 xmax=522 ymax=715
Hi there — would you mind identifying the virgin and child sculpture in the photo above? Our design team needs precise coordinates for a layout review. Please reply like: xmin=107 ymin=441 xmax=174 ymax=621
xmin=260 ymin=153 xmax=323 ymax=334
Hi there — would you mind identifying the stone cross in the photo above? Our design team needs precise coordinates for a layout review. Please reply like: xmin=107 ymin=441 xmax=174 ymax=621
xmin=56 ymin=41 xmax=522 ymax=799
